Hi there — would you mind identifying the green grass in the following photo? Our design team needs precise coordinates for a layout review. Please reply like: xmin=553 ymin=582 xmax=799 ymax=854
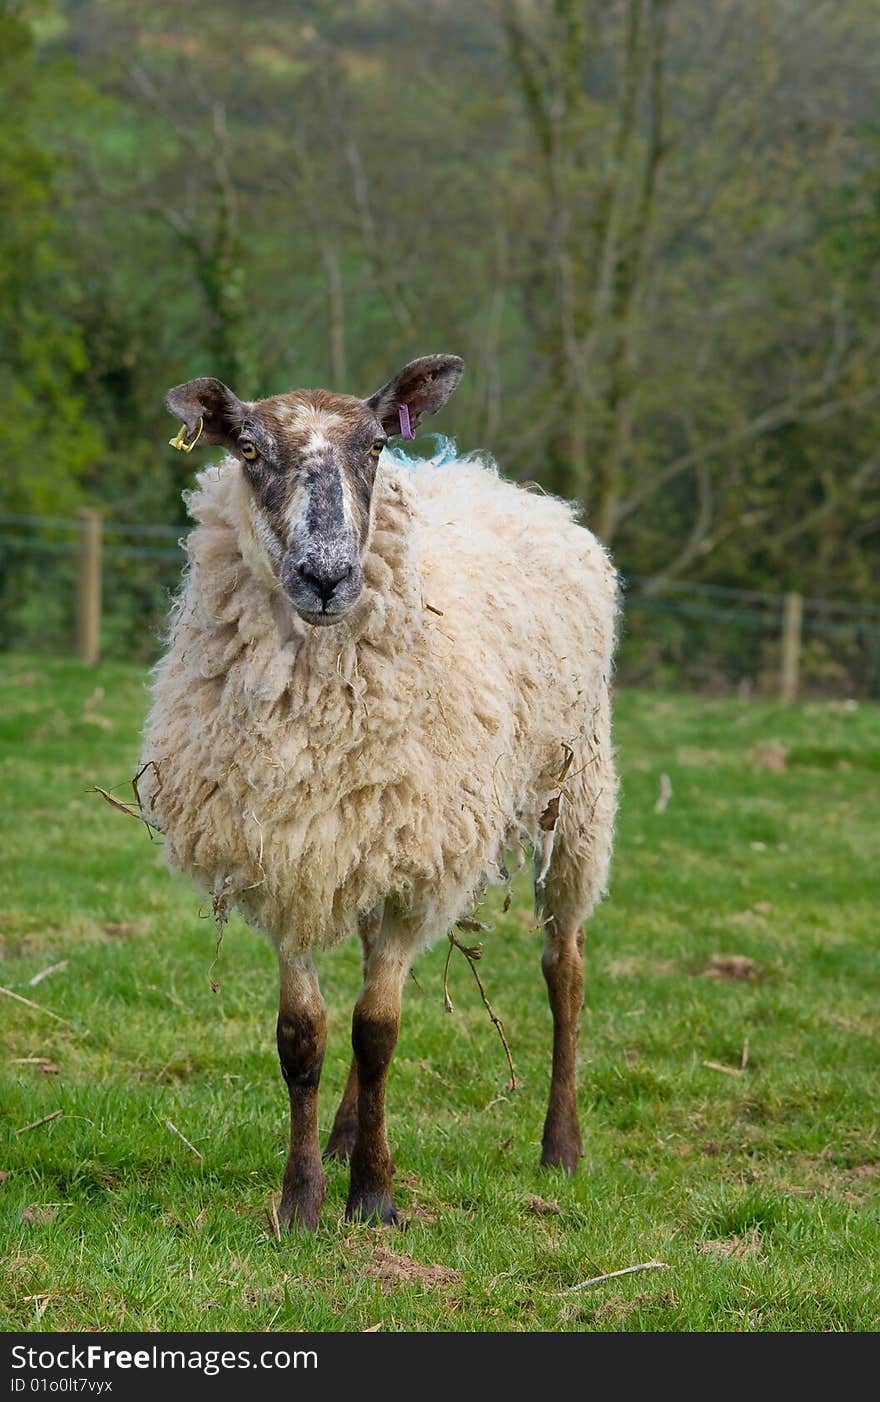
xmin=1 ymin=656 xmax=878 ymax=1332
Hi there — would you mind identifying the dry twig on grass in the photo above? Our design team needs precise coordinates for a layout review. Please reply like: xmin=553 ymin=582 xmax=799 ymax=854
xmin=28 ymin=961 xmax=68 ymax=987
xmin=567 ymin=1260 xmax=669 ymax=1292
xmin=16 ymin=1110 xmax=64 ymax=1136
xmin=11 ymin=1058 xmax=59 ymax=1074
xmin=0 ymin=985 xmax=72 ymax=1027
xmin=654 ymin=773 xmax=672 ymax=814
xmin=267 ymin=1193 xmax=282 ymax=1242
xmin=164 ymin=1118 xmax=204 ymax=1160
xmin=702 ymin=1060 xmax=742 ymax=1077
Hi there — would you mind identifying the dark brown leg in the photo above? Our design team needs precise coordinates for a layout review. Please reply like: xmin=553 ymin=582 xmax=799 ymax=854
xmin=540 ymin=922 xmax=585 ymax=1173
xmin=277 ymin=952 xmax=327 ymax=1230
xmin=345 ymin=944 xmax=408 ymax=1225
xmin=325 ymin=905 xmax=383 ymax=1161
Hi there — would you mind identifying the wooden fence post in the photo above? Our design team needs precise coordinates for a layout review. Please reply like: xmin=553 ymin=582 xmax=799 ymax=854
xmin=780 ymin=591 xmax=803 ymax=703
xmin=76 ymin=509 xmax=102 ymax=665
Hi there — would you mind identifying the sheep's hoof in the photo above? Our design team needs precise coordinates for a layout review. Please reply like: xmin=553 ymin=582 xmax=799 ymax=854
xmin=324 ymin=1118 xmax=358 ymax=1163
xmin=279 ymin=1164 xmax=326 ymax=1231
xmin=278 ymin=1196 xmax=322 ymax=1232
xmin=540 ymin=1127 xmax=583 ymax=1176
xmin=540 ymin=1151 xmax=580 ymax=1176
xmin=345 ymin=1191 xmax=399 ymax=1227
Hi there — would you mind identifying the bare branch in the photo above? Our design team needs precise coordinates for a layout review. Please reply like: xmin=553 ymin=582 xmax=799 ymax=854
xmin=618 ymin=383 xmax=880 ymax=524
xmin=770 ymin=454 xmax=880 ymax=552
xmin=342 ymin=136 xmax=417 ymax=334
xmin=494 ymin=0 xmax=556 ymax=165
xmin=643 ymin=456 xmax=714 ymax=584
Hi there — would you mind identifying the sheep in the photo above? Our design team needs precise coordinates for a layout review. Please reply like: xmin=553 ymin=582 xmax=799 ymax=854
xmin=139 ymin=354 xmax=618 ymax=1229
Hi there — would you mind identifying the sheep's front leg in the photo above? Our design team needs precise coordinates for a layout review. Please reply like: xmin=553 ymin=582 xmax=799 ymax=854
xmin=325 ymin=905 xmax=384 ymax=1162
xmin=346 ymin=940 xmax=409 ymax=1225
xmin=277 ymin=951 xmax=327 ymax=1230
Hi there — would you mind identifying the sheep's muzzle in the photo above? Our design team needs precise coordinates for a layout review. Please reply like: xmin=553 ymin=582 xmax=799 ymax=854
xmin=280 ymin=549 xmax=365 ymax=626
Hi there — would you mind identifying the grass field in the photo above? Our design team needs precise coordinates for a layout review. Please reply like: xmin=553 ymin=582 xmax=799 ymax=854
xmin=1 ymin=655 xmax=878 ymax=1332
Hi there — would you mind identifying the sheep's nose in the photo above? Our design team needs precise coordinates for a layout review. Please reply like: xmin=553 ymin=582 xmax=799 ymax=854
xmin=297 ymin=562 xmax=352 ymax=606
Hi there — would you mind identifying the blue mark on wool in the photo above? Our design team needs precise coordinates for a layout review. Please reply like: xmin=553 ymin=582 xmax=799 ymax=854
xmin=385 ymin=433 xmax=458 ymax=471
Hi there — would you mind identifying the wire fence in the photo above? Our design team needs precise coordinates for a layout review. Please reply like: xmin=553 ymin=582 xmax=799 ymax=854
xmin=620 ymin=576 xmax=880 ymax=698
xmin=0 ymin=512 xmax=184 ymax=666
xmin=2 ymin=511 xmax=879 ymax=698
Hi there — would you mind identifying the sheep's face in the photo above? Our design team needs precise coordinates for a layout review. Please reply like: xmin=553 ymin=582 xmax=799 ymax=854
xmin=166 ymin=355 xmax=463 ymax=627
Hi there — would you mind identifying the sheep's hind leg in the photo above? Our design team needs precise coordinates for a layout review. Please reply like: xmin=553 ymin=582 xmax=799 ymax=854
xmin=539 ymin=914 xmax=585 ymax=1173
xmin=325 ymin=905 xmax=383 ymax=1162
xmin=345 ymin=926 xmax=410 ymax=1225
xmin=277 ymin=950 xmax=327 ymax=1230
xmin=538 ymin=684 xmax=616 ymax=1173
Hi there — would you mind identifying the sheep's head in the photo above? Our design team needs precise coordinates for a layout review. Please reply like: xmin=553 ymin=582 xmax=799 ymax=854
xmin=165 ymin=354 xmax=463 ymax=626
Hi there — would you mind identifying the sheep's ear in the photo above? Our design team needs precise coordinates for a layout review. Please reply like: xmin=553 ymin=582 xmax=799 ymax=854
xmin=365 ymin=354 xmax=464 ymax=437
xmin=165 ymin=377 xmax=245 ymax=447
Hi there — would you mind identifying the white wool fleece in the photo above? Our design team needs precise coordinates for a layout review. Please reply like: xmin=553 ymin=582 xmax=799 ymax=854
xmin=139 ymin=450 xmax=619 ymax=957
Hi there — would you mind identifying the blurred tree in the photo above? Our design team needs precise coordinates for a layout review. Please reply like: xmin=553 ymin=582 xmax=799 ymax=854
xmin=0 ymin=2 xmax=102 ymax=513
xmin=3 ymin=0 xmax=877 ymax=614
xmin=497 ymin=0 xmax=880 ymax=589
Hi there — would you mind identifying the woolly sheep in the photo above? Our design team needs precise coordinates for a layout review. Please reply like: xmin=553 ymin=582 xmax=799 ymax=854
xmin=139 ymin=354 xmax=618 ymax=1228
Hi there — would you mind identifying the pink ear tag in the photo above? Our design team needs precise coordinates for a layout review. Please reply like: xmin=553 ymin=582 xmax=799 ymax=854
xmin=399 ymin=404 xmax=415 ymax=440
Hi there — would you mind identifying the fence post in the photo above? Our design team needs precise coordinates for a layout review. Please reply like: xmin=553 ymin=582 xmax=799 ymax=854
xmin=76 ymin=508 xmax=102 ymax=665
xmin=780 ymin=591 xmax=803 ymax=703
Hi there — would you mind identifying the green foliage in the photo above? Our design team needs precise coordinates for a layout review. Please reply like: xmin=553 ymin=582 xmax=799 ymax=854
xmin=1 ymin=0 xmax=879 ymax=613
xmin=0 ymin=5 xmax=103 ymax=513
xmin=0 ymin=659 xmax=878 ymax=1331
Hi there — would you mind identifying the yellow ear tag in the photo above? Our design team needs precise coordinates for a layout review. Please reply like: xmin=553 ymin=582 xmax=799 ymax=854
xmin=169 ymin=417 xmax=204 ymax=454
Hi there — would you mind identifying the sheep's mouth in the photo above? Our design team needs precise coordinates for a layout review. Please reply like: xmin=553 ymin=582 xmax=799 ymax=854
xmin=296 ymin=606 xmax=353 ymax=628
xmin=280 ymin=561 xmax=365 ymax=627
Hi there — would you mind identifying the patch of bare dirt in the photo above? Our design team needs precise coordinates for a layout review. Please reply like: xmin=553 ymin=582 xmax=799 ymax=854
xmin=623 ymin=1157 xmax=658 ymax=1180
xmin=608 ymin=956 xmax=678 ymax=979
xmin=751 ymin=741 xmax=788 ymax=772
xmin=22 ymin=1204 xmax=59 ymax=1227
xmin=676 ymin=747 xmax=726 ymax=767
xmin=775 ymin=1153 xmax=879 ymax=1203
xmin=3 ymin=671 xmax=44 ymax=688
xmin=695 ymin=1228 xmax=762 ymax=1260
xmin=0 ymin=915 xmax=144 ymax=959
xmin=703 ymin=954 xmax=758 ymax=981
xmin=727 ymin=909 xmax=767 ymax=928
xmin=405 ymin=1204 xmax=438 ymax=1225
xmin=364 ymin=1246 xmax=462 ymax=1292
xmin=837 ymin=1164 xmax=880 ymax=1204
xmin=592 ymin=1290 xmax=678 ymax=1321
xmin=525 ymin=1195 xmax=560 ymax=1215
xmin=844 ymin=1163 xmax=878 ymax=1182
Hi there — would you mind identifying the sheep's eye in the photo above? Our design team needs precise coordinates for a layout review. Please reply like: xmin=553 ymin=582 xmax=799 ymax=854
xmin=240 ymin=441 xmax=258 ymax=461
xmin=369 ymin=440 xmax=385 ymax=458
